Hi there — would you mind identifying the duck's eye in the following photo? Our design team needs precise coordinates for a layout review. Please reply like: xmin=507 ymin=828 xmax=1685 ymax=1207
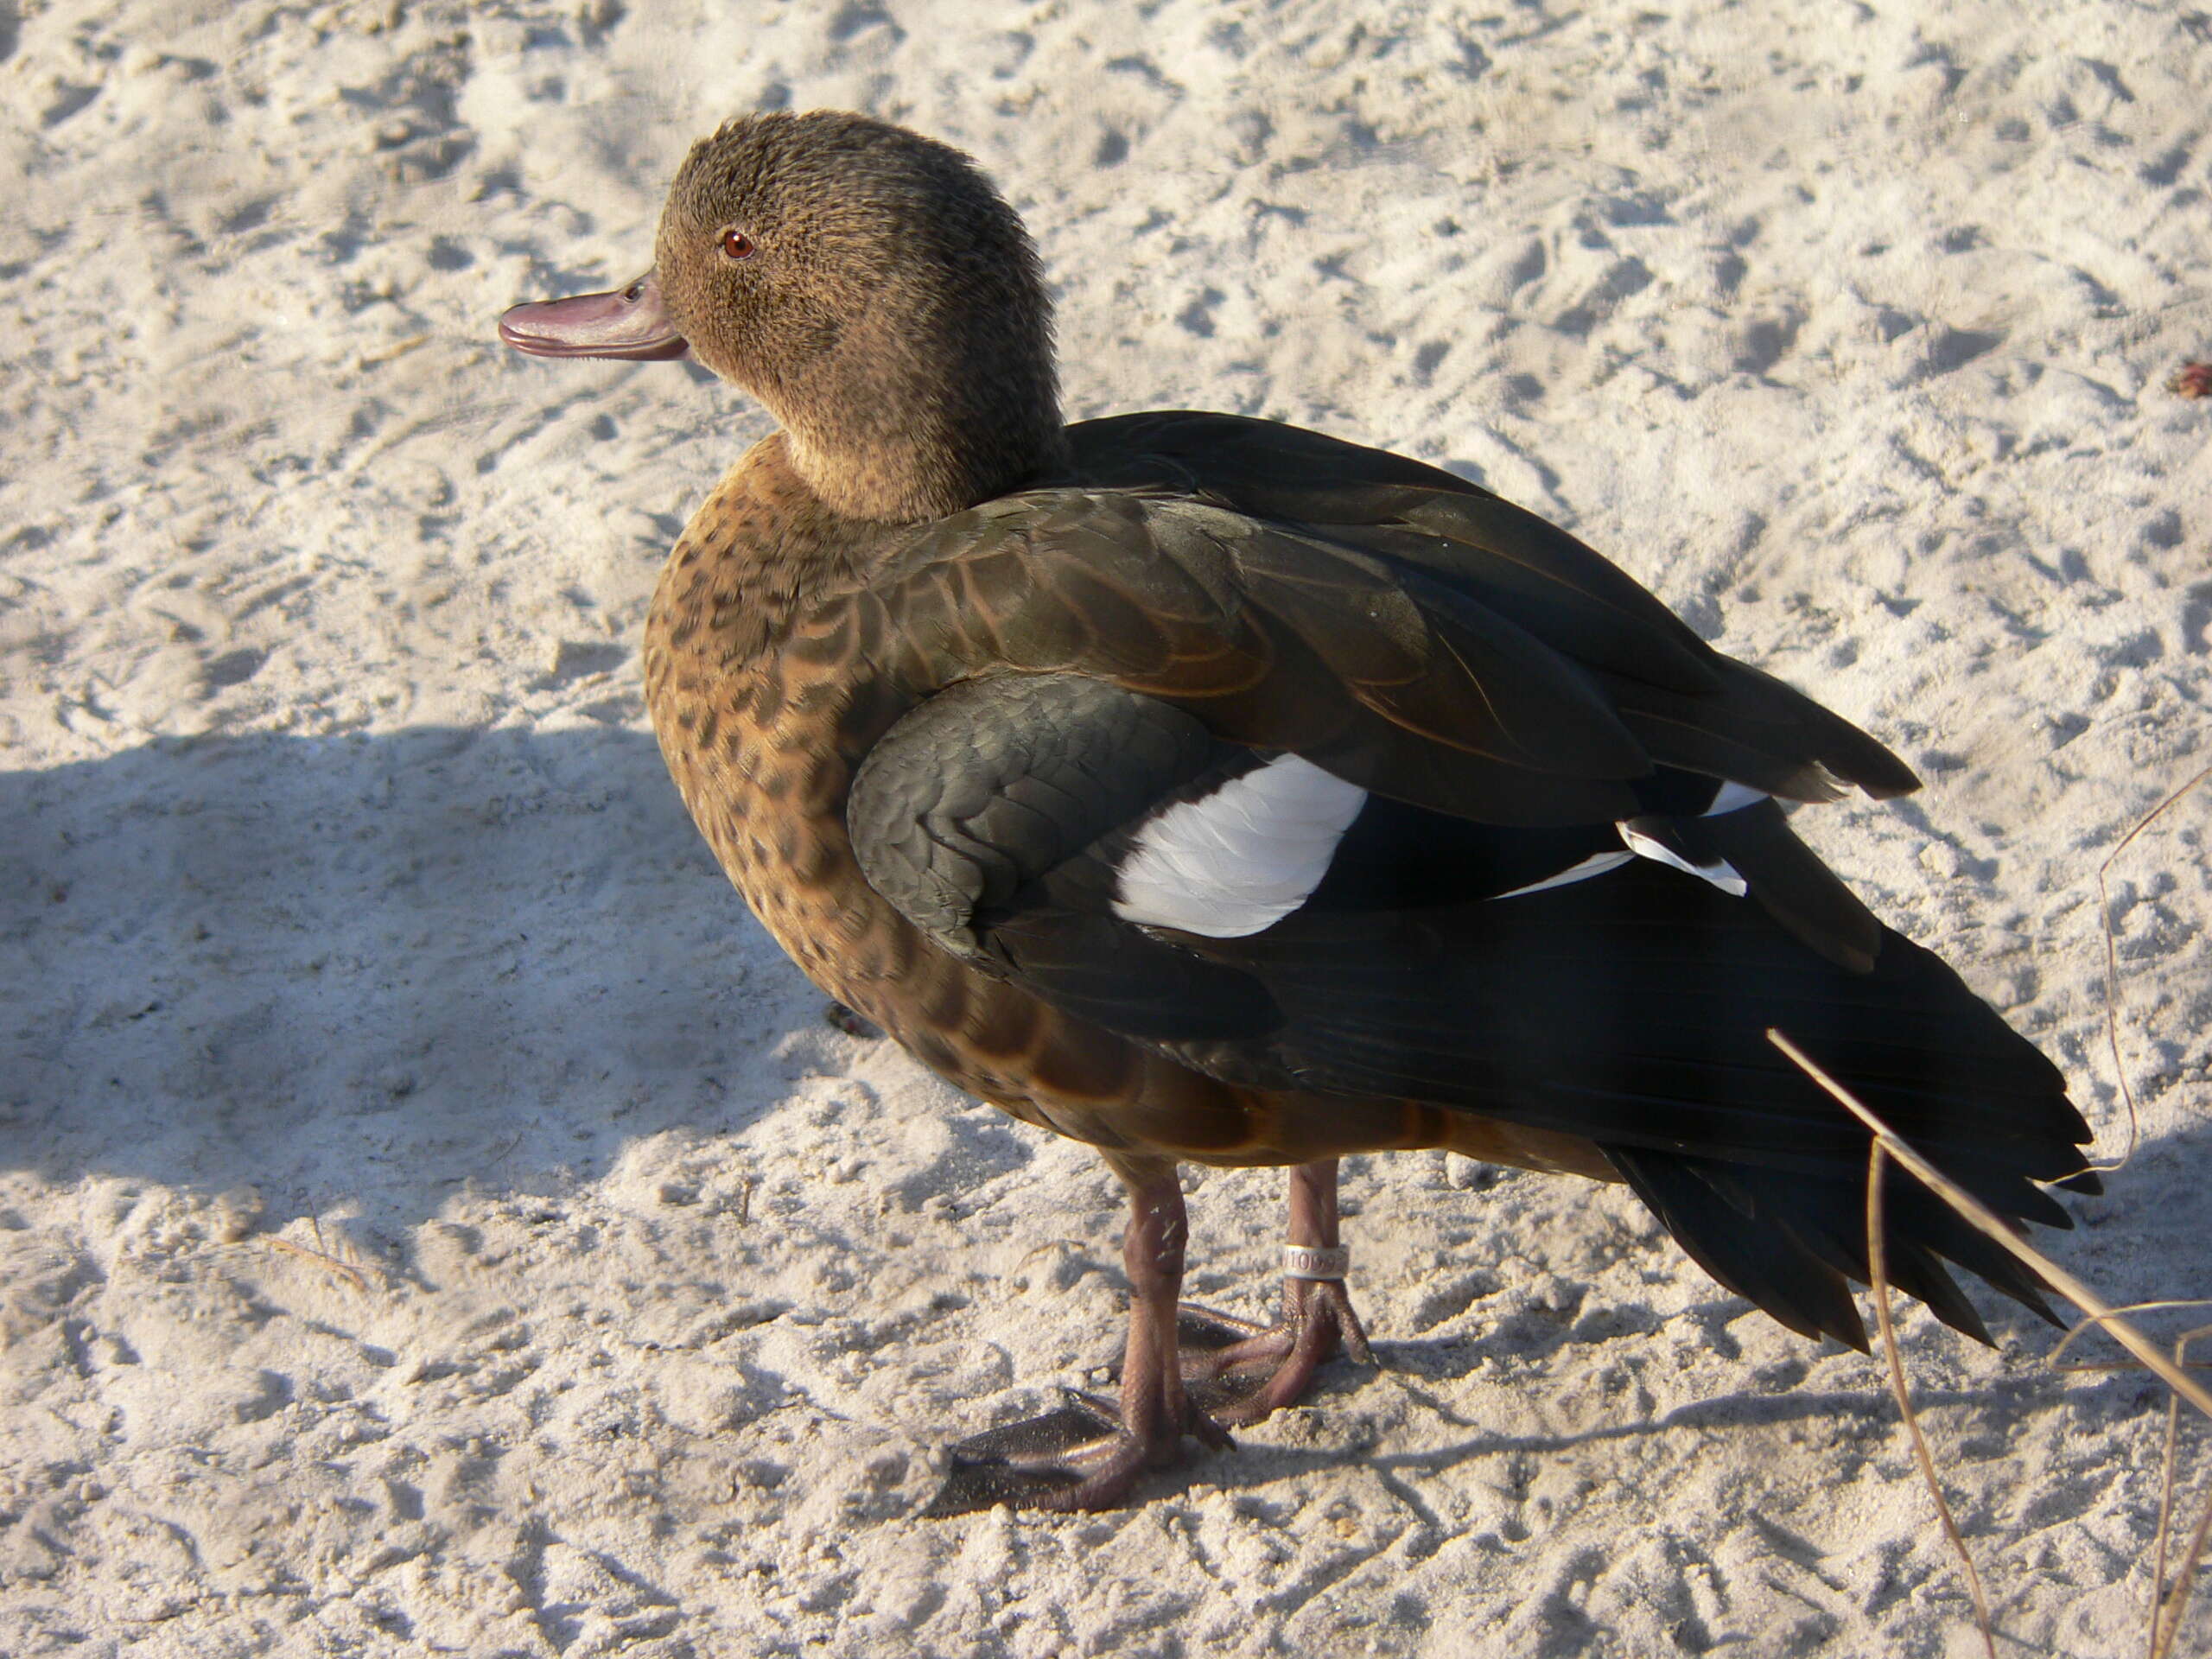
xmin=720 ymin=229 xmax=756 ymax=262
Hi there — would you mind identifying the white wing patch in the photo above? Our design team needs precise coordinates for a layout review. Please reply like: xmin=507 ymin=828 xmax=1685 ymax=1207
xmin=1112 ymin=754 xmax=1367 ymax=938
xmin=1491 ymin=779 xmax=1770 ymax=903
xmin=1492 ymin=850 xmax=1637 ymax=899
xmin=1705 ymin=781 xmax=1767 ymax=817
xmin=1617 ymin=823 xmax=1749 ymax=896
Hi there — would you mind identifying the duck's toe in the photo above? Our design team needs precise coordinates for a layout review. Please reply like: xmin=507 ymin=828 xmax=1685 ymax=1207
xmin=923 ymin=1387 xmax=1230 ymax=1515
xmin=1177 ymin=1279 xmax=1376 ymax=1427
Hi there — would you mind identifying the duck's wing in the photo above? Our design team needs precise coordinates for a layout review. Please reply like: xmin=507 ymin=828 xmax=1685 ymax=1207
xmin=845 ymin=665 xmax=2094 ymax=1350
xmin=851 ymin=465 xmax=1904 ymax=969
xmin=1069 ymin=409 xmax=1923 ymax=805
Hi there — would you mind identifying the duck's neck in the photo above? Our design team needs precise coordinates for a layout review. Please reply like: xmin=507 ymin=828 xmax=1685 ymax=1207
xmin=784 ymin=414 xmax=1066 ymax=524
xmin=765 ymin=302 xmax=1071 ymax=523
xmin=787 ymin=429 xmax=1026 ymax=526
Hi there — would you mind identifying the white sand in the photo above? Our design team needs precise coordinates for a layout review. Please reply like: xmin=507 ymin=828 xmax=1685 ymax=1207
xmin=3 ymin=1 xmax=2209 ymax=1652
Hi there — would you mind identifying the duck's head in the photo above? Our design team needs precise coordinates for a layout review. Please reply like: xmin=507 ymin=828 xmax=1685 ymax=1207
xmin=499 ymin=111 xmax=1065 ymax=523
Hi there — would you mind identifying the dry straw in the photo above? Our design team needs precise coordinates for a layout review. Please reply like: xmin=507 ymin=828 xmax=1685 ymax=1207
xmin=2088 ymin=761 xmax=2212 ymax=1177
xmin=259 ymin=1217 xmax=379 ymax=1294
xmin=1770 ymin=1031 xmax=2212 ymax=1657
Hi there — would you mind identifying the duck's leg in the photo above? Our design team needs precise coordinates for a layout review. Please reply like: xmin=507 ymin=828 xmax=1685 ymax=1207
xmin=927 ymin=1152 xmax=1231 ymax=1514
xmin=1179 ymin=1159 xmax=1375 ymax=1425
xmin=822 ymin=999 xmax=880 ymax=1038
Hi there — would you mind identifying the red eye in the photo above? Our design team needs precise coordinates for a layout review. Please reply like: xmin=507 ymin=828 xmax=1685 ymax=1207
xmin=721 ymin=228 xmax=756 ymax=261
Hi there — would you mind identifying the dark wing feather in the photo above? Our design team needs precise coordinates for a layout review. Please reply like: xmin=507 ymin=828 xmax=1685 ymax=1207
xmin=1066 ymin=410 xmax=1922 ymax=804
xmin=869 ymin=491 xmax=1658 ymax=818
xmin=1606 ymin=1150 xmax=1881 ymax=1345
xmin=1605 ymin=1152 xmax=2031 ymax=1348
xmin=845 ymin=671 xmax=1210 ymax=960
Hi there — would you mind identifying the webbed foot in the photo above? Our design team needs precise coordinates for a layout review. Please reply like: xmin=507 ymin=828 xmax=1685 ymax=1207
xmin=925 ymin=1386 xmax=1232 ymax=1514
xmin=1177 ymin=1277 xmax=1374 ymax=1425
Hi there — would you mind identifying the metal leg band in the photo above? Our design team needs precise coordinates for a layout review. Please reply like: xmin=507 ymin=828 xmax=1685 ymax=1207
xmin=1283 ymin=1244 xmax=1351 ymax=1281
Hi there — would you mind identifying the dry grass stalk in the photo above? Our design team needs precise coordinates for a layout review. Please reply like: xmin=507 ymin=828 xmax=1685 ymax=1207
xmin=262 ymin=1230 xmax=374 ymax=1293
xmin=1769 ymin=1031 xmax=2212 ymax=1421
xmin=1864 ymin=1141 xmax=1996 ymax=1659
xmin=2091 ymin=762 xmax=2211 ymax=1176
xmin=2051 ymin=1310 xmax=2212 ymax=1656
xmin=1770 ymin=1031 xmax=2212 ymax=1655
xmin=2051 ymin=1303 xmax=2212 ymax=1373
xmin=2147 ymin=1325 xmax=2212 ymax=1659
xmin=2153 ymin=1461 xmax=2212 ymax=1656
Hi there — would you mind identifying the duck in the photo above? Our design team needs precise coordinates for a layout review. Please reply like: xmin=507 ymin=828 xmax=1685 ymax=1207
xmin=498 ymin=109 xmax=2100 ymax=1512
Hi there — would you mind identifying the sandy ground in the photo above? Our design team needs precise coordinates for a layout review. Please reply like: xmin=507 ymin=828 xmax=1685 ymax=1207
xmin=3 ymin=0 xmax=2209 ymax=1653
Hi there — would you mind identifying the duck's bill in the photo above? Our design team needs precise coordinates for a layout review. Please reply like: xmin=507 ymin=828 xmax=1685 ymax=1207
xmin=497 ymin=272 xmax=690 ymax=360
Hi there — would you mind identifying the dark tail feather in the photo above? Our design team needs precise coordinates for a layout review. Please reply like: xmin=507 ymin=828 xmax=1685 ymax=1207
xmin=1608 ymin=1147 xmax=1871 ymax=1347
xmin=1607 ymin=1147 xmax=2070 ymax=1350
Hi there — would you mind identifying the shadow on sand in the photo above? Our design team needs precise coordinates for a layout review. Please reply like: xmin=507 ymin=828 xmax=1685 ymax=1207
xmin=0 ymin=725 xmax=840 ymax=1243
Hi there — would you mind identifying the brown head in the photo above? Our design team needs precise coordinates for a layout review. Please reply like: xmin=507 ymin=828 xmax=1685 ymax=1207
xmin=500 ymin=111 xmax=1066 ymax=523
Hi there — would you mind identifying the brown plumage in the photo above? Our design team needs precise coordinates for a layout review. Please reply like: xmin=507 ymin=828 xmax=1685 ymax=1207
xmin=499 ymin=110 xmax=2097 ymax=1510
